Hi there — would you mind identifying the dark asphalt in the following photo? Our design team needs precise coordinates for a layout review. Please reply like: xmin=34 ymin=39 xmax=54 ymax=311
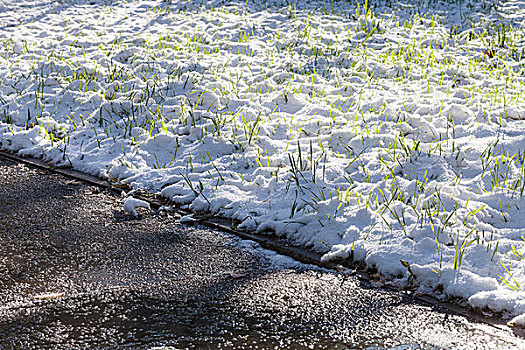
xmin=0 ymin=157 xmax=522 ymax=350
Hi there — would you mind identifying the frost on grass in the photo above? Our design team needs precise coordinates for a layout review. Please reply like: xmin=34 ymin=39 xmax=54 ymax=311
xmin=1 ymin=0 xmax=525 ymax=318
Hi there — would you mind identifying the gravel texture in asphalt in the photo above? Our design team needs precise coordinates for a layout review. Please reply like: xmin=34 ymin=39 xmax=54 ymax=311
xmin=0 ymin=157 xmax=522 ymax=349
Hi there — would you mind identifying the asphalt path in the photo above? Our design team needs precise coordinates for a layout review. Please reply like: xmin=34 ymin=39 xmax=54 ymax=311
xmin=0 ymin=157 xmax=523 ymax=349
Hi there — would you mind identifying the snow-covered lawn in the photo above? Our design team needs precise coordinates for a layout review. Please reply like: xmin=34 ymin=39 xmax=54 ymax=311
xmin=1 ymin=0 xmax=525 ymax=324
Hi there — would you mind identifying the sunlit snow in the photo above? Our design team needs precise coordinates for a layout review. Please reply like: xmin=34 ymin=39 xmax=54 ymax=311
xmin=1 ymin=0 xmax=525 ymax=320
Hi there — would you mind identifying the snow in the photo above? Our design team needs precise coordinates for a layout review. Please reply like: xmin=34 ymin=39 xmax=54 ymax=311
xmin=122 ymin=196 xmax=151 ymax=217
xmin=1 ymin=0 xmax=525 ymax=320
xmin=508 ymin=312 xmax=525 ymax=329
xmin=179 ymin=214 xmax=197 ymax=223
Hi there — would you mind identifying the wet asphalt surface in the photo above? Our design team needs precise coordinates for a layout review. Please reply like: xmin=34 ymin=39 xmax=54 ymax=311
xmin=0 ymin=157 xmax=523 ymax=350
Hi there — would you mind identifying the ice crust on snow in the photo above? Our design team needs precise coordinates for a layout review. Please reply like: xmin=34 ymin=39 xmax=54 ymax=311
xmin=1 ymin=0 xmax=525 ymax=319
